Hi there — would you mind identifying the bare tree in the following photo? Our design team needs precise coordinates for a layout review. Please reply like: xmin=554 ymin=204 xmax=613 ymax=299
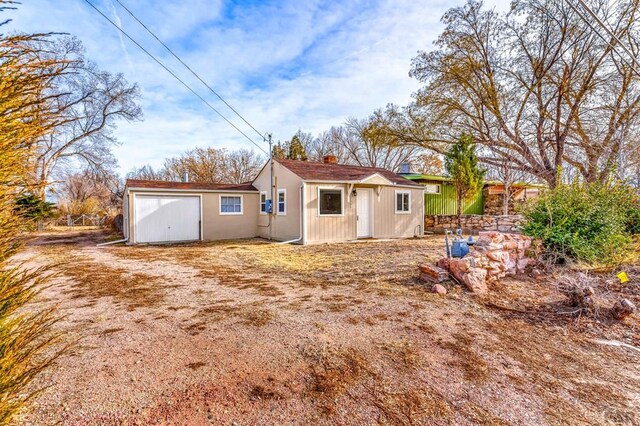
xmin=30 ymin=37 xmax=141 ymax=196
xmin=305 ymin=127 xmax=352 ymax=163
xmin=484 ymin=154 xmax=534 ymax=215
xmin=162 ymin=147 xmax=227 ymax=182
xmin=225 ymin=149 xmax=264 ymax=183
xmin=126 ymin=164 xmax=166 ymax=181
xmin=55 ymin=169 xmax=120 ymax=215
xmin=409 ymin=0 xmax=640 ymax=187
xmin=128 ymin=147 xmax=265 ymax=184
xmin=412 ymin=152 xmax=444 ymax=175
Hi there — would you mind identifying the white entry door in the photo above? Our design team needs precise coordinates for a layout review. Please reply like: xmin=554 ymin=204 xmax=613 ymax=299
xmin=356 ymin=188 xmax=372 ymax=238
xmin=135 ymin=195 xmax=201 ymax=243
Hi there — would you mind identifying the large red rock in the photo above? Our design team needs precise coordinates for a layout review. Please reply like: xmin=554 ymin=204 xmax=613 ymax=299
xmin=487 ymin=250 xmax=509 ymax=263
xmin=449 ymin=257 xmax=475 ymax=275
xmin=502 ymin=241 xmax=518 ymax=250
xmin=461 ymin=268 xmax=488 ymax=294
xmin=516 ymin=258 xmax=529 ymax=273
xmin=418 ymin=264 xmax=449 ymax=283
xmin=436 ymin=257 xmax=451 ymax=270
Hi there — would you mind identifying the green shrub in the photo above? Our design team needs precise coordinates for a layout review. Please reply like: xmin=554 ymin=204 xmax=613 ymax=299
xmin=521 ymin=181 xmax=638 ymax=265
xmin=625 ymin=198 xmax=640 ymax=235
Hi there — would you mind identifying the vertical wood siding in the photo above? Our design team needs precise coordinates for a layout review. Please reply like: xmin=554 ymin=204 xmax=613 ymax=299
xmin=424 ymin=182 xmax=484 ymax=215
xmin=305 ymin=183 xmax=356 ymax=243
xmin=305 ymin=183 xmax=424 ymax=244
xmin=372 ymin=187 xmax=424 ymax=238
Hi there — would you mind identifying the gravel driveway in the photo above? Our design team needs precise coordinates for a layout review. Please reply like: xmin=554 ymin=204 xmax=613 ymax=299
xmin=15 ymin=230 xmax=640 ymax=425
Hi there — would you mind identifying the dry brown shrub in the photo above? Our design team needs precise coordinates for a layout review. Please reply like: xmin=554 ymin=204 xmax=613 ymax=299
xmin=0 ymin=10 xmax=73 ymax=422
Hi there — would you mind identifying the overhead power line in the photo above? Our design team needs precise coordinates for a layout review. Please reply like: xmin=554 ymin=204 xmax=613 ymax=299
xmin=114 ymin=0 xmax=266 ymax=141
xmin=574 ymin=0 xmax=640 ymax=70
xmin=565 ymin=0 xmax=640 ymax=75
xmin=82 ymin=0 xmax=269 ymax=155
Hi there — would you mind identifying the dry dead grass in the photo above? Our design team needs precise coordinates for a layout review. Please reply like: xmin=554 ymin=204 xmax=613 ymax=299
xmin=44 ymin=249 xmax=164 ymax=310
xmin=302 ymin=344 xmax=370 ymax=412
xmin=441 ymin=333 xmax=491 ymax=384
xmin=25 ymin=231 xmax=640 ymax=425
xmin=301 ymin=343 xmax=459 ymax=425
xmin=480 ymin=319 xmax=640 ymax=425
xmin=379 ymin=340 xmax=422 ymax=371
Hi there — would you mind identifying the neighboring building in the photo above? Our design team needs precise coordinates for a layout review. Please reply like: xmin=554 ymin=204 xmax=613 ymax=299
xmin=482 ymin=183 xmax=541 ymax=215
xmin=123 ymin=156 xmax=425 ymax=245
xmin=400 ymin=173 xmax=484 ymax=215
xmin=399 ymin=164 xmax=541 ymax=216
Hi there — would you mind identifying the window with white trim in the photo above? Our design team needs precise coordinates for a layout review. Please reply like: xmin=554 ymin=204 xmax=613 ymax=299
xmin=319 ymin=188 xmax=343 ymax=215
xmin=277 ymin=189 xmax=286 ymax=215
xmin=220 ymin=195 xmax=242 ymax=215
xmin=260 ymin=191 xmax=267 ymax=214
xmin=395 ymin=191 xmax=410 ymax=213
xmin=424 ymin=184 xmax=441 ymax=194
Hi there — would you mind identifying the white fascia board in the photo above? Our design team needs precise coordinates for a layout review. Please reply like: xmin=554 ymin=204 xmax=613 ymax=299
xmin=301 ymin=179 xmax=421 ymax=189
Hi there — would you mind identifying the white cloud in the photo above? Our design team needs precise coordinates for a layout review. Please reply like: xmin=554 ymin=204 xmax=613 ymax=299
xmin=8 ymin=0 xmax=511 ymax=174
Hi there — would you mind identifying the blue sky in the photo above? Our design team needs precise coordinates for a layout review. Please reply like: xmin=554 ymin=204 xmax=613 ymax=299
xmin=8 ymin=0 xmax=509 ymax=174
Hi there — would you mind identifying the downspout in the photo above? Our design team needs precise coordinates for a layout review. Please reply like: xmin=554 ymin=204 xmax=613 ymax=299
xmin=277 ymin=182 xmax=305 ymax=245
xmin=97 ymin=238 xmax=128 ymax=247
xmin=269 ymin=134 xmax=274 ymax=241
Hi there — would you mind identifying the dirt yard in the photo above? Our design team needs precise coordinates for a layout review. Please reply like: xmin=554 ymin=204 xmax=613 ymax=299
xmin=14 ymin=230 xmax=640 ymax=425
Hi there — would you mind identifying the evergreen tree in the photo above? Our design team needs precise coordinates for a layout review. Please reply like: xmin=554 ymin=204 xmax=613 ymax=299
xmin=445 ymin=134 xmax=485 ymax=228
xmin=14 ymin=193 xmax=56 ymax=222
xmin=287 ymin=134 xmax=308 ymax=161
xmin=272 ymin=142 xmax=287 ymax=160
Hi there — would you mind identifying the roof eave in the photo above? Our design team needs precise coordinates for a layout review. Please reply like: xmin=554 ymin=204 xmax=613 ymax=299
xmin=127 ymin=186 xmax=258 ymax=193
xmin=300 ymin=178 xmax=421 ymax=188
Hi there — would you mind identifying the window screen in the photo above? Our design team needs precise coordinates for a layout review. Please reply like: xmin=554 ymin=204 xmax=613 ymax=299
xmin=221 ymin=196 xmax=242 ymax=214
xmin=278 ymin=190 xmax=286 ymax=214
xmin=319 ymin=189 xmax=342 ymax=215
xmin=396 ymin=192 xmax=410 ymax=213
xmin=260 ymin=192 xmax=267 ymax=213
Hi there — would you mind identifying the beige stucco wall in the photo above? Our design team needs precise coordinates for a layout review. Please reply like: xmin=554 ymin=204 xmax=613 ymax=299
xmin=201 ymin=192 xmax=259 ymax=240
xmin=304 ymin=183 xmax=424 ymax=244
xmin=126 ymin=189 xmax=259 ymax=243
xmin=253 ymin=160 xmax=303 ymax=241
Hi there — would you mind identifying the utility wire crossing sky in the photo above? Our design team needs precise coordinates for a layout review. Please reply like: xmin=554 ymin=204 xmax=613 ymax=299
xmin=10 ymin=0 xmax=512 ymax=173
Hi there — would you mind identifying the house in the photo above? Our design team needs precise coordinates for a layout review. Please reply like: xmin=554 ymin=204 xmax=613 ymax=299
xmin=123 ymin=156 xmax=425 ymax=245
xmin=398 ymin=166 xmax=541 ymax=216
xmin=400 ymin=173 xmax=485 ymax=215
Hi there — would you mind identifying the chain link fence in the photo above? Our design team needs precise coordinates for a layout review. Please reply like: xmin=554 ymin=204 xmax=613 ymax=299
xmin=52 ymin=214 xmax=109 ymax=227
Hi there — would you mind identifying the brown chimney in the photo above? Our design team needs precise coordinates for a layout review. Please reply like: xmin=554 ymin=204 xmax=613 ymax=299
xmin=323 ymin=155 xmax=337 ymax=164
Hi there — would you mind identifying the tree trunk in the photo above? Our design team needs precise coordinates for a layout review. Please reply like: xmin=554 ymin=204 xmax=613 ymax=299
xmin=456 ymin=192 xmax=462 ymax=229
xmin=503 ymin=184 xmax=510 ymax=216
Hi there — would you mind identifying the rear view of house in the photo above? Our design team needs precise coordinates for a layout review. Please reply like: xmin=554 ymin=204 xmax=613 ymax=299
xmin=123 ymin=156 xmax=424 ymax=245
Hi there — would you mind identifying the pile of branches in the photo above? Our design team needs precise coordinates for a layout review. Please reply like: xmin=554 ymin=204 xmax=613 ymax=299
xmin=557 ymin=273 xmax=636 ymax=320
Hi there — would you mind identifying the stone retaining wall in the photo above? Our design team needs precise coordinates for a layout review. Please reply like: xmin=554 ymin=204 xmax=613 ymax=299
xmin=425 ymin=214 xmax=524 ymax=233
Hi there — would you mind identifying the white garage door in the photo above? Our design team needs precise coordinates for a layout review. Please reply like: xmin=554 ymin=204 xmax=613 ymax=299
xmin=134 ymin=195 xmax=201 ymax=243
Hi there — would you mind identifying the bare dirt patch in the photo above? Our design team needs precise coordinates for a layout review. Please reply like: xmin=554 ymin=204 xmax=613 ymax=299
xmin=15 ymin=229 xmax=640 ymax=425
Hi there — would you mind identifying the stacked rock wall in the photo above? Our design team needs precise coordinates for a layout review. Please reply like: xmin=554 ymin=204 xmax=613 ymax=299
xmin=430 ymin=232 xmax=533 ymax=294
xmin=483 ymin=189 xmax=517 ymax=215
xmin=424 ymin=214 xmax=523 ymax=233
